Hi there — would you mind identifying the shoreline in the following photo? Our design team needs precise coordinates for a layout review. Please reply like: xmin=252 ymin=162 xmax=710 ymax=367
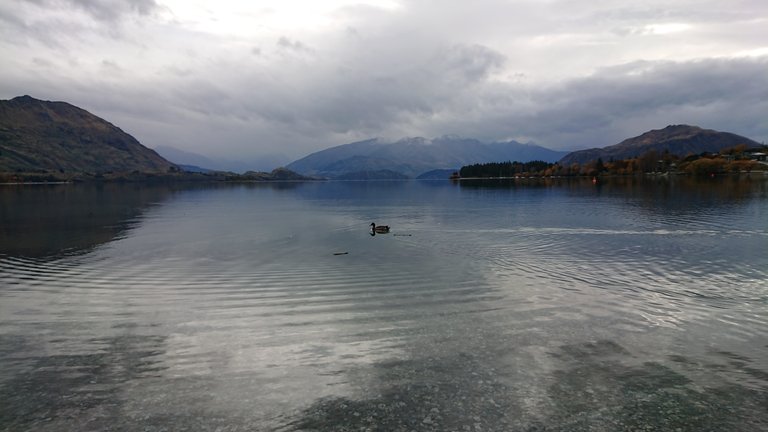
xmin=3 ymin=171 xmax=767 ymax=186
xmin=452 ymin=171 xmax=768 ymax=181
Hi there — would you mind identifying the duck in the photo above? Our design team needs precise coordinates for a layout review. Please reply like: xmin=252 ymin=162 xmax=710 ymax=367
xmin=370 ymin=222 xmax=390 ymax=234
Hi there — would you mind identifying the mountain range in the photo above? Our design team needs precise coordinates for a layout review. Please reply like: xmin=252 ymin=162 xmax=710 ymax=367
xmin=2 ymin=96 xmax=763 ymax=181
xmin=286 ymin=137 xmax=568 ymax=179
xmin=559 ymin=125 xmax=761 ymax=165
xmin=0 ymin=95 xmax=175 ymax=174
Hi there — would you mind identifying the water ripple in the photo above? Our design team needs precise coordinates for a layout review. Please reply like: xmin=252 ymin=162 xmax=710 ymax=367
xmin=2 ymin=181 xmax=767 ymax=431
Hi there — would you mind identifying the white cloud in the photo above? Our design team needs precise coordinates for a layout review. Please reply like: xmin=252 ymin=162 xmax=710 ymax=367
xmin=642 ymin=23 xmax=692 ymax=35
xmin=735 ymin=46 xmax=768 ymax=57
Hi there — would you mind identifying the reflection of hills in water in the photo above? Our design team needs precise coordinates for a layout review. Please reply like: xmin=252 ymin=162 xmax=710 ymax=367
xmin=0 ymin=182 xmax=314 ymax=258
xmin=2 ymin=178 xmax=764 ymax=258
xmin=589 ymin=175 xmax=768 ymax=205
xmin=458 ymin=176 xmax=768 ymax=211
xmin=0 ymin=185 xmax=175 ymax=257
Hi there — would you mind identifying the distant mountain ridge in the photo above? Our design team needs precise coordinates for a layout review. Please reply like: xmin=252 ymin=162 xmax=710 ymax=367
xmin=0 ymin=95 xmax=175 ymax=173
xmin=287 ymin=136 xmax=567 ymax=178
xmin=560 ymin=125 xmax=761 ymax=165
xmin=154 ymin=144 xmax=290 ymax=173
xmin=7 ymin=96 xmax=758 ymax=182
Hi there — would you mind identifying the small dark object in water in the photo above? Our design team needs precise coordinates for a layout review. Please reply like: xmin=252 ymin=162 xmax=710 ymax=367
xmin=393 ymin=234 xmax=412 ymax=237
xmin=333 ymin=252 xmax=349 ymax=255
xmin=370 ymin=223 xmax=390 ymax=234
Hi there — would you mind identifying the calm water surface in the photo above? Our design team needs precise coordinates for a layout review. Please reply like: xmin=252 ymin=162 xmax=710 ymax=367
xmin=1 ymin=178 xmax=767 ymax=431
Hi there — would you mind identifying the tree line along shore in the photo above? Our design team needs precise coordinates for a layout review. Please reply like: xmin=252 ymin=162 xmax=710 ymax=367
xmin=458 ymin=145 xmax=768 ymax=179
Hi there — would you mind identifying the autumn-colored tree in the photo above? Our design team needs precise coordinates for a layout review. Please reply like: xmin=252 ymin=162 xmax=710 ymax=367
xmin=569 ymin=163 xmax=580 ymax=176
xmin=685 ymin=158 xmax=726 ymax=176
xmin=726 ymin=160 xmax=764 ymax=173
xmin=720 ymin=144 xmax=749 ymax=156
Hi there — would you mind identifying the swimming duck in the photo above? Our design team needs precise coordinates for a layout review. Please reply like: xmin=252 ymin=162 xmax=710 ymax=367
xmin=370 ymin=223 xmax=390 ymax=234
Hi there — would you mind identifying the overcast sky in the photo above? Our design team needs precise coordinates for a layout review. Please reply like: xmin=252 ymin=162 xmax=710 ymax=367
xmin=1 ymin=0 xmax=767 ymax=165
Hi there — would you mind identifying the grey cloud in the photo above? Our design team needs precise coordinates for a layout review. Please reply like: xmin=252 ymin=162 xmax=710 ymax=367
xmin=2 ymin=0 xmax=767 ymax=165
xmin=0 ymin=3 xmax=72 ymax=49
xmin=165 ymin=65 xmax=193 ymax=77
xmin=170 ymin=55 xmax=768 ymax=155
xmin=32 ymin=57 xmax=54 ymax=68
xmin=272 ymin=44 xmax=505 ymax=137
xmin=588 ymin=1 xmax=760 ymax=23
xmin=437 ymin=44 xmax=506 ymax=83
xmin=76 ymin=0 xmax=158 ymax=21
xmin=101 ymin=59 xmax=123 ymax=73
xmin=0 ymin=2 xmax=24 ymax=29
xmin=494 ymin=57 xmax=768 ymax=148
xmin=343 ymin=55 xmax=768 ymax=149
xmin=1 ymin=0 xmax=159 ymax=49
xmin=277 ymin=37 xmax=312 ymax=53
xmin=5 ymin=54 xmax=766 ymax=162
xmin=28 ymin=0 xmax=160 ymax=21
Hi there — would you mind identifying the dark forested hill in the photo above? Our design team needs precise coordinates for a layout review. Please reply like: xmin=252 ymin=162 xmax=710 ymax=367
xmin=560 ymin=125 xmax=760 ymax=165
xmin=0 ymin=95 xmax=176 ymax=174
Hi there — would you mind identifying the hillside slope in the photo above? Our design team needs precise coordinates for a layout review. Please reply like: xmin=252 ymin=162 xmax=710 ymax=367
xmin=560 ymin=125 xmax=760 ymax=165
xmin=0 ymin=95 xmax=175 ymax=173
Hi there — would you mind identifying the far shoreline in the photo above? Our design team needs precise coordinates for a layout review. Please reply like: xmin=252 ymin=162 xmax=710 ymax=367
xmin=3 ymin=170 xmax=767 ymax=186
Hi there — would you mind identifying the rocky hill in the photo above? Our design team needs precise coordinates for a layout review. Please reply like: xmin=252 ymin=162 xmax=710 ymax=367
xmin=0 ymin=95 xmax=176 ymax=174
xmin=560 ymin=125 xmax=760 ymax=165
xmin=287 ymin=136 xmax=567 ymax=179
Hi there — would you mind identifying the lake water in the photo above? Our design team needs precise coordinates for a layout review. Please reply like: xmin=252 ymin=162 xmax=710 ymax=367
xmin=1 ymin=177 xmax=767 ymax=431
